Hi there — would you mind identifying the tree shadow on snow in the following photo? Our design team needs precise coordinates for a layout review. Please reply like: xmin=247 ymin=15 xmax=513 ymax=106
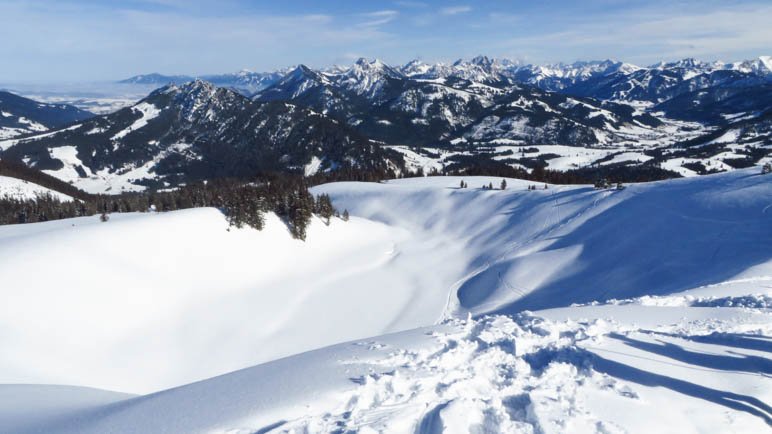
xmin=487 ymin=177 xmax=772 ymax=314
xmin=608 ymin=333 xmax=772 ymax=374
xmin=639 ymin=330 xmax=772 ymax=354
xmin=589 ymin=351 xmax=772 ymax=426
xmin=525 ymin=346 xmax=772 ymax=426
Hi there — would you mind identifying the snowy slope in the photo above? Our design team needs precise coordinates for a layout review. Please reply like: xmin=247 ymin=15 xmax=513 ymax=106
xmin=316 ymin=168 xmax=772 ymax=315
xmin=4 ymin=281 xmax=770 ymax=433
xmin=0 ymin=175 xmax=73 ymax=201
xmin=0 ymin=209 xmax=421 ymax=393
xmin=1 ymin=168 xmax=770 ymax=433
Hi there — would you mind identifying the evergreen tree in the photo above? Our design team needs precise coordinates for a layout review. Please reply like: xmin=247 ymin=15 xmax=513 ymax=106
xmin=315 ymin=194 xmax=334 ymax=225
xmin=488 ymin=182 xmax=493 ymax=189
xmin=500 ymin=179 xmax=507 ymax=190
xmin=342 ymin=209 xmax=349 ymax=221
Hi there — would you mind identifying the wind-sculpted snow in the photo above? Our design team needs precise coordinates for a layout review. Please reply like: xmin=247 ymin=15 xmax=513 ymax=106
xmin=8 ymin=290 xmax=769 ymax=433
xmin=315 ymin=168 xmax=772 ymax=315
xmin=1 ymin=168 xmax=770 ymax=433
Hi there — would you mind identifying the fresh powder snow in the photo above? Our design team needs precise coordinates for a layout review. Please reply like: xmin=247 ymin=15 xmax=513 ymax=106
xmin=0 ymin=168 xmax=770 ymax=433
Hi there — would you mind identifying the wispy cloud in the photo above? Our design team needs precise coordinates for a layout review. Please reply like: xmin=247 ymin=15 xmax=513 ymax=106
xmin=500 ymin=4 xmax=772 ymax=64
xmin=1 ymin=0 xmax=770 ymax=82
xmin=0 ymin=2 xmax=393 ymax=81
xmin=358 ymin=10 xmax=399 ymax=27
xmin=441 ymin=6 xmax=472 ymax=15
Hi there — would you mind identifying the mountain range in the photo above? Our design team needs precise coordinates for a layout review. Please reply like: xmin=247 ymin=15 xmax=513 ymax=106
xmin=0 ymin=80 xmax=402 ymax=193
xmin=0 ymin=55 xmax=769 ymax=193
xmin=121 ymin=55 xmax=772 ymax=103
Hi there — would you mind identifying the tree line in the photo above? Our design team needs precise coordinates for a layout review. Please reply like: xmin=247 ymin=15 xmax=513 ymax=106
xmin=0 ymin=151 xmax=690 ymax=239
xmin=0 ymin=174 xmax=348 ymax=240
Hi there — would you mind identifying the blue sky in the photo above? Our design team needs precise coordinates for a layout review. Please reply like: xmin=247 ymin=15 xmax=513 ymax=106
xmin=1 ymin=0 xmax=771 ymax=82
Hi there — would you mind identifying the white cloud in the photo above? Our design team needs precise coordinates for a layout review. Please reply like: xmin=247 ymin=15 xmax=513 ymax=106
xmin=500 ymin=4 xmax=772 ymax=64
xmin=0 ymin=3 xmax=393 ymax=81
xmin=441 ymin=6 xmax=472 ymax=15
xmin=358 ymin=10 xmax=399 ymax=27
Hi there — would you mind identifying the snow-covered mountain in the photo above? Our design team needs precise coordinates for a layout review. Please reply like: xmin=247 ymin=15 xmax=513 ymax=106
xmin=0 ymin=80 xmax=403 ymax=193
xmin=395 ymin=55 xmax=771 ymax=101
xmin=7 ymin=55 xmax=771 ymax=190
xmin=1 ymin=168 xmax=770 ymax=432
xmin=119 ymin=68 xmax=292 ymax=96
xmin=117 ymin=73 xmax=193 ymax=86
xmin=121 ymin=55 xmax=772 ymax=104
xmin=250 ymin=56 xmax=771 ymax=177
xmin=0 ymin=91 xmax=93 ymax=139
xmin=255 ymin=58 xmax=668 ymax=149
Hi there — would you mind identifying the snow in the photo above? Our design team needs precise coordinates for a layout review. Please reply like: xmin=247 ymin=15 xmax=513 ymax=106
xmin=0 ymin=385 xmax=135 ymax=433
xmin=6 ymin=294 xmax=770 ymax=433
xmin=0 ymin=176 xmax=74 ymax=201
xmin=304 ymin=155 xmax=322 ymax=176
xmin=708 ymin=128 xmax=742 ymax=145
xmin=0 ymin=126 xmax=37 ymax=140
xmin=760 ymin=55 xmax=772 ymax=73
xmin=0 ymin=209 xmax=418 ymax=393
xmin=44 ymin=142 xmax=194 ymax=194
xmin=1 ymin=168 xmax=770 ymax=433
xmin=111 ymin=102 xmax=161 ymax=140
xmin=43 ymin=145 xmax=93 ymax=181
xmin=599 ymin=151 xmax=653 ymax=166
xmin=0 ymin=123 xmax=81 ymax=151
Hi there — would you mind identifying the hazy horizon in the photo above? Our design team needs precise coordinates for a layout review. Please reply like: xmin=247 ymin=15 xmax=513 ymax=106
xmin=1 ymin=0 xmax=771 ymax=82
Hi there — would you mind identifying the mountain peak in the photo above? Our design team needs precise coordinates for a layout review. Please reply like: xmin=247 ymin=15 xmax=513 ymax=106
xmin=470 ymin=55 xmax=493 ymax=68
xmin=354 ymin=57 xmax=369 ymax=67
xmin=760 ymin=55 xmax=772 ymax=72
xmin=177 ymin=79 xmax=217 ymax=94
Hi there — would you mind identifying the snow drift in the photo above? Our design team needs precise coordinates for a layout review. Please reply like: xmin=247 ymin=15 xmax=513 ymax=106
xmin=0 ymin=167 xmax=770 ymax=433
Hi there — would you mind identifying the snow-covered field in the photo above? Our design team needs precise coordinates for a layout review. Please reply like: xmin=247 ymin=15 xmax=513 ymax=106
xmin=0 ymin=168 xmax=770 ymax=433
